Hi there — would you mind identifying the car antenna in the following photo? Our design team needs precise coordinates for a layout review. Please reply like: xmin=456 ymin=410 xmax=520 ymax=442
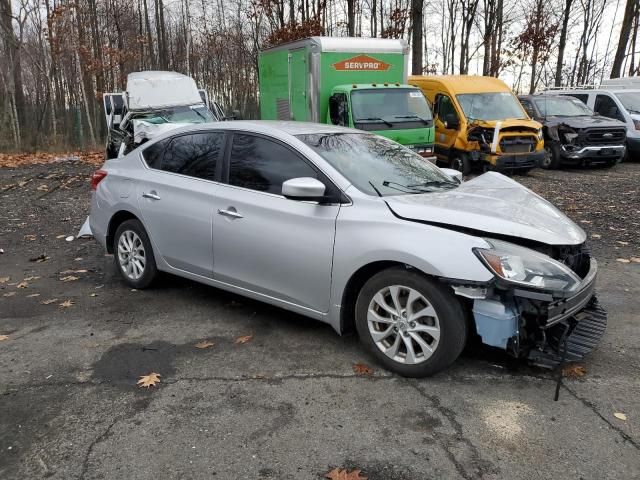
xmin=369 ymin=181 xmax=383 ymax=197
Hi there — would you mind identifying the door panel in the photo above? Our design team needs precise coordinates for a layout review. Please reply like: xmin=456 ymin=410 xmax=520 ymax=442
xmin=290 ymin=48 xmax=308 ymax=121
xmin=212 ymin=186 xmax=339 ymax=312
xmin=137 ymin=171 xmax=217 ymax=277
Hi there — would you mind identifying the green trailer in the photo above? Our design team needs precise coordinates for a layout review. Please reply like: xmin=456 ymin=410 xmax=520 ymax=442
xmin=259 ymin=36 xmax=435 ymax=158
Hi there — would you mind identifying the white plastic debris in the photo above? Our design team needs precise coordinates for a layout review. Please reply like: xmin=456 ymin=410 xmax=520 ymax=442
xmin=76 ymin=217 xmax=93 ymax=239
xmin=65 ymin=236 xmax=74 ymax=242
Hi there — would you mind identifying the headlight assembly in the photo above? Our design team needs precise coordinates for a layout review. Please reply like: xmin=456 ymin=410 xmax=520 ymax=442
xmin=475 ymin=239 xmax=582 ymax=292
xmin=537 ymin=129 xmax=543 ymax=141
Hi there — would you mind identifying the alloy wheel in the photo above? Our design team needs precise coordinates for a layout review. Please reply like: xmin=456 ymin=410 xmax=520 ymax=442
xmin=117 ymin=230 xmax=146 ymax=280
xmin=367 ymin=285 xmax=441 ymax=365
xmin=542 ymin=146 xmax=553 ymax=168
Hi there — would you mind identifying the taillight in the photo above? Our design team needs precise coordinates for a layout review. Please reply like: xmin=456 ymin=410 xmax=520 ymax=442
xmin=91 ymin=170 xmax=107 ymax=191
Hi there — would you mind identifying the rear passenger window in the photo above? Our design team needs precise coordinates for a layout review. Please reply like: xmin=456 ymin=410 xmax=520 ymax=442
xmin=228 ymin=133 xmax=317 ymax=194
xmin=520 ymin=99 xmax=536 ymax=118
xmin=142 ymin=138 xmax=169 ymax=169
xmin=159 ymin=132 xmax=224 ymax=180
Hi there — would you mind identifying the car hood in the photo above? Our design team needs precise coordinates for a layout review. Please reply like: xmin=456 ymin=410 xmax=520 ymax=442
xmin=384 ymin=172 xmax=586 ymax=246
xmin=470 ymin=118 xmax=541 ymax=131
xmin=543 ymin=115 xmax=626 ymax=129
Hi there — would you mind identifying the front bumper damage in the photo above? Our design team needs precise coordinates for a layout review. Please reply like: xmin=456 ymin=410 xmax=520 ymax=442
xmin=453 ymin=257 xmax=607 ymax=368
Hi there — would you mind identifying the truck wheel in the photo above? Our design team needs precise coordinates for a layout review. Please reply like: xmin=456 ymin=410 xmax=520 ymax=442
xmin=542 ymin=144 xmax=561 ymax=169
xmin=355 ymin=267 xmax=467 ymax=377
xmin=451 ymin=155 xmax=471 ymax=175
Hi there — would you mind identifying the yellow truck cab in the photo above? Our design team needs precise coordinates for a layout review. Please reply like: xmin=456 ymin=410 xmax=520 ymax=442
xmin=409 ymin=75 xmax=544 ymax=174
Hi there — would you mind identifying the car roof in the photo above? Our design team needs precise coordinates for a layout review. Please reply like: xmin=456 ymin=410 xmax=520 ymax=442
xmin=156 ymin=120 xmax=357 ymax=137
xmin=410 ymin=75 xmax=511 ymax=94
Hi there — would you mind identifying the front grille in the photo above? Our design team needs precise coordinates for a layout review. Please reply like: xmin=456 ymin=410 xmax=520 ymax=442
xmin=499 ymin=136 xmax=536 ymax=153
xmin=579 ymin=127 xmax=626 ymax=145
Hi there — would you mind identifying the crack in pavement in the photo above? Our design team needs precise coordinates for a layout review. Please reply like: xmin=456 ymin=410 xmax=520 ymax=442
xmin=78 ymin=416 xmax=121 ymax=480
xmin=407 ymin=379 xmax=498 ymax=480
xmin=562 ymin=384 xmax=639 ymax=450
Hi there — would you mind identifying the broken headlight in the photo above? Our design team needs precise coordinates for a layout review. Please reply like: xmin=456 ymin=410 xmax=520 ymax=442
xmin=475 ymin=240 xmax=581 ymax=292
xmin=559 ymin=127 xmax=579 ymax=144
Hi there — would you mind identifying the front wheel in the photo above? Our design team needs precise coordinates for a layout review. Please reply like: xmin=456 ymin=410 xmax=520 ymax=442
xmin=113 ymin=219 xmax=158 ymax=289
xmin=355 ymin=268 xmax=467 ymax=377
xmin=450 ymin=155 xmax=471 ymax=175
xmin=542 ymin=144 xmax=561 ymax=169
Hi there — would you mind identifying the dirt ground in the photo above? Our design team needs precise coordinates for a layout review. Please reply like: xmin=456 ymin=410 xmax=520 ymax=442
xmin=1 ymin=159 xmax=639 ymax=479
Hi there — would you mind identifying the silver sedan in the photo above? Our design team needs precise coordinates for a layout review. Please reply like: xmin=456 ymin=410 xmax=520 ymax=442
xmin=90 ymin=121 xmax=605 ymax=376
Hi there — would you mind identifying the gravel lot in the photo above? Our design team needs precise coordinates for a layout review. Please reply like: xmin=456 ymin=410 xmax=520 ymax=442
xmin=1 ymin=159 xmax=639 ymax=479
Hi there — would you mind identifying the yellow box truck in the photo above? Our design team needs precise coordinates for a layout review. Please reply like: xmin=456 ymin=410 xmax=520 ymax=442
xmin=409 ymin=75 xmax=544 ymax=174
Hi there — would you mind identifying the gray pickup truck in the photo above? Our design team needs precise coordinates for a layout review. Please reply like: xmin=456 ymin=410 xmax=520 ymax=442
xmin=518 ymin=94 xmax=626 ymax=169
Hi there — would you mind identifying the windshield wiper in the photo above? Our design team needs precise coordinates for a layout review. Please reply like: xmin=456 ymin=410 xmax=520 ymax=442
xmin=393 ymin=114 xmax=432 ymax=125
xmin=407 ymin=180 xmax=458 ymax=189
xmin=356 ymin=117 xmax=393 ymax=127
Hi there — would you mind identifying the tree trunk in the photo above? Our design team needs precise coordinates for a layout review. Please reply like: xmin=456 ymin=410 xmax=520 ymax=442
xmin=554 ymin=0 xmax=573 ymax=86
xmin=0 ymin=0 xmax=26 ymax=142
xmin=611 ymin=0 xmax=638 ymax=78
xmin=411 ymin=0 xmax=423 ymax=74
xmin=347 ymin=0 xmax=355 ymax=35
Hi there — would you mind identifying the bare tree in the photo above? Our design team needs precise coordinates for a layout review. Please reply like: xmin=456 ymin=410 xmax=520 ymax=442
xmin=611 ymin=0 xmax=639 ymax=78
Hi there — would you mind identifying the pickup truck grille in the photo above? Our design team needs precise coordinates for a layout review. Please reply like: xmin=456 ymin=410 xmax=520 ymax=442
xmin=499 ymin=135 xmax=536 ymax=153
xmin=579 ymin=127 xmax=626 ymax=145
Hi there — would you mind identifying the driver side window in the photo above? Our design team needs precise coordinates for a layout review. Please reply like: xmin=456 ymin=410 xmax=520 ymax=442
xmin=329 ymin=93 xmax=349 ymax=126
xmin=435 ymin=94 xmax=459 ymax=127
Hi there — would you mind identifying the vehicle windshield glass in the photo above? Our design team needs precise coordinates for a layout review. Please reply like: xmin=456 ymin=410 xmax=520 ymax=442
xmin=533 ymin=97 xmax=593 ymax=116
xmin=136 ymin=105 xmax=216 ymax=124
xmin=614 ymin=92 xmax=640 ymax=114
xmin=351 ymin=88 xmax=433 ymax=122
xmin=296 ymin=133 xmax=457 ymax=197
xmin=456 ymin=92 xmax=526 ymax=121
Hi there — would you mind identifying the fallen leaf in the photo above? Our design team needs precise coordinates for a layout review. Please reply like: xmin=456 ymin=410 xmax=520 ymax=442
xmin=3 ymin=292 xmax=16 ymax=297
xmin=60 ymin=269 xmax=87 ymax=274
xmin=0 ymin=277 xmax=9 ymax=283
xmin=234 ymin=334 xmax=253 ymax=345
xmin=89 ymin=293 xmax=98 ymax=297
xmin=352 ymin=363 xmax=373 ymax=376
xmin=37 ymin=184 xmax=49 ymax=191
xmin=325 ymin=468 xmax=368 ymax=480
xmin=616 ymin=258 xmax=631 ymax=263
xmin=137 ymin=372 xmax=161 ymax=388
xmin=59 ymin=300 xmax=74 ymax=308
xmin=27 ymin=293 xmax=41 ymax=298
xmin=616 ymin=241 xmax=629 ymax=245
xmin=42 ymin=298 xmax=58 ymax=305
xmin=614 ymin=412 xmax=627 ymax=421
xmin=16 ymin=282 xmax=28 ymax=289
xmin=23 ymin=276 xmax=40 ymax=281
xmin=0 ymin=335 xmax=9 ymax=341
xmin=29 ymin=254 xmax=49 ymax=262
xmin=56 ymin=234 xmax=66 ymax=239
xmin=195 ymin=340 xmax=215 ymax=349
xmin=60 ymin=275 xmax=79 ymax=282
xmin=562 ymin=364 xmax=586 ymax=378
xmin=24 ymin=234 xmax=36 ymax=241
xmin=631 ymin=257 xmax=640 ymax=263
xmin=591 ymin=234 xmax=601 ymax=239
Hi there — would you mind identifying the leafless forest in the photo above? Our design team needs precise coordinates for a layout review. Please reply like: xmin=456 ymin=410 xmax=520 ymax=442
xmin=0 ymin=0 xmax=637 ymax=151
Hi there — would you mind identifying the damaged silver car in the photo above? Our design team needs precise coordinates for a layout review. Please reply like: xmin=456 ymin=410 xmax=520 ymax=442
xmin=89 ymin=121 xmax=606 ymax=376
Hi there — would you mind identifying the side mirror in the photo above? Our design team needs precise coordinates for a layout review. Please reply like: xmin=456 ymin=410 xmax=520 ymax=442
xmin=444 ymin=113 xmax=460 ymax=129
xmin=231 ymin=109 xmax=241 ymax=120
xmin=282 ymin=177 xmax=326 ymax=201
xmin=439 ymin=168 xmax=463 ymax=183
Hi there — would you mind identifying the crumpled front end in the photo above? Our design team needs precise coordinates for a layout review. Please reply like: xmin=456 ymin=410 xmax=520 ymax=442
xmin=451 ymin=241 xmax=607 ymax=367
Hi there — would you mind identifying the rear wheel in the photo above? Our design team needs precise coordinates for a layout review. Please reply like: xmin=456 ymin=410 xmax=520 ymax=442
xmin=113 ymin=219 xmax=158 ymax=289
xmin=355 ymin=268 xmax=467 ymax=377
xmin=542 ymin=144 xmax=561 ymax=169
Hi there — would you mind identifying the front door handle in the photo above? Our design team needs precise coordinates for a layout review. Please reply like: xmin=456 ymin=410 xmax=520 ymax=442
xmin=142 ymin=191 xmax=161 ymax=200
xmin=218 ymin=208 xmax=243 ymax=219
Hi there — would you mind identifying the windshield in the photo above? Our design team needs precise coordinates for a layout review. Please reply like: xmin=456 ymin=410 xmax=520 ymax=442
xmin=533 ymin=97 xmax=592 ymax=117
xmin=296 ymin=133 xmax=457 ymax=197
xmin=351 ymin=88 xmax=433 ymax=126
xmin=614 ymin=92 xmax=640 ymax=114
xmin=456 ymin=92 xmax=526 ymax=121
xmin=136 ymin=105 xmax=216 ymax=124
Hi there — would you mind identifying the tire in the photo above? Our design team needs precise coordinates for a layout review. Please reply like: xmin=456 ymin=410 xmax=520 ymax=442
xmin=542 ymin=143 xmax=561 ymax=169
xmin=450 ymin=155 xmax=471 ymax=175
xmin=113 ymin=219 xmax=158 ymax=289
xmin=355 ymin=267 xmax=467 ymax=377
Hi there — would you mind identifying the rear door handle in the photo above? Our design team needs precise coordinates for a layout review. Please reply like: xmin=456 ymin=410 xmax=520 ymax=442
xmin=218 ymin=208 xmax=243 ymax=219
xmin=142 ymin=191 xmax=161 ymax=200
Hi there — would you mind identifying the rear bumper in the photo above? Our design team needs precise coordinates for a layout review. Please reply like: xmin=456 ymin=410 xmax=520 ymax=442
xmin=559 ymin=144 xmax=625 ymax=164
xmin=484 ymin=151 xmax=544 ymax=171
